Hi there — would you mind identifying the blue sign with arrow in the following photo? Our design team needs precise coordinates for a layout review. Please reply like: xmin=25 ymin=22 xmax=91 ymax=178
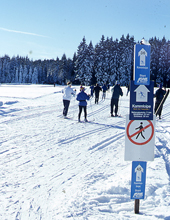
xmin=131 ymin=161 xmax=147 ymax=199
xmin=130 ymin=80 xmax=154 ymax=120
xmin=134 ymin=44 xmax=151 ymax=85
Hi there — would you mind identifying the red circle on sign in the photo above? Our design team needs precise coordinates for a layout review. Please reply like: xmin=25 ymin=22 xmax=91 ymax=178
xmin=126 ymin=120 xmax=154 ymax=145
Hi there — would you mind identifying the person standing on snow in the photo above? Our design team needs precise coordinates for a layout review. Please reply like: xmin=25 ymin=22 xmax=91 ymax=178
xmin=126 ymin=82 xmax=130 ymax=96
xmin=62 ymin=81 xmax=76 ymax=118
xmin=90 ymin=85 xmax=94 ymax=97
xmin=102 ymin=83 xmax=108 ymax=100
xmin=93 ymin=83 xmax=102 ymax=104
xmin=154 ymin=83 xmax=166 ymax=119
xmin=107 ymin=83 xmax=111 ymax=92
xmin=110 ymin=81 xmax=123 ymax=117
xmin=76 ymin=87 xmax=90 ymax=122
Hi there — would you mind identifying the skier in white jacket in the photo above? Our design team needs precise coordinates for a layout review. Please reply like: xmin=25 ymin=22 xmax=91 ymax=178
xmin=62 ymin=82 xmax=76 ymax=118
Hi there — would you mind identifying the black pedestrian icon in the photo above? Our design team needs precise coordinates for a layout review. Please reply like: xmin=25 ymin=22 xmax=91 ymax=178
xmin=135 ymin=122 xmax=145 ymax=139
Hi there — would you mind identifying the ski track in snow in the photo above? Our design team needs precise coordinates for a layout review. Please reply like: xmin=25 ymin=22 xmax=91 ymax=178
xmin=0 ymin=85 xmax=170 ymax=219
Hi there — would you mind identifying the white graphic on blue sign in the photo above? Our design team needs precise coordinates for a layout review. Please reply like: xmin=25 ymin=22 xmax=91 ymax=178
xmin=135 ymin=164 xmax=143 ymax=181
xmin=134 ymin=44 xmax=151 ymax=85
xmin=134 ymin=85 xmax=150 ymax=102
xmin=138 ymin=48 xmax=147 ymax=66
xmin=131 ymin=161 xmax=147 ymax=199
xmin=130 ymin=80 xmax=154 ymax=120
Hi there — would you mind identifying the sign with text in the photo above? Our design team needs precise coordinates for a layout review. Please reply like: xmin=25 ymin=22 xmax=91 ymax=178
xmin=134 ymin=44 xmax=151 ymax=85
xmin=131 ymin=161 xmax=147 ymax=199
xmin=125 ymin=115 xmax=155 ymax=161
xmin=130 ymin=80 xmax=154 ymax=120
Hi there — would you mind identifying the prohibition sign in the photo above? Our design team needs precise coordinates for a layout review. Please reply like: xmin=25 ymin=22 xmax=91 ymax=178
xmin=127 ymin=120 xmax=154 ymax=145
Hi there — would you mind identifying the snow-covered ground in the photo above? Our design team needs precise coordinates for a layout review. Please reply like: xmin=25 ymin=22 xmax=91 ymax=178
xmin=0 ymin=84 xmax=170 ymax=220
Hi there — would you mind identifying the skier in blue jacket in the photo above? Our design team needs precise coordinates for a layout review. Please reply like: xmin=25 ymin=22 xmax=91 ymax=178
xmin=90 ymin=85 xmax=94 ymax=97
xmin=76 ymin=87 xmax=90 ymax=122
xmin=102 ymin=83 xmax=108 ymax=100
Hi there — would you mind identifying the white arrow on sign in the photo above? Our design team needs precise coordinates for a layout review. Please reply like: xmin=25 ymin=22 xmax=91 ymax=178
xmin=134 ymin=85 xmax=150 ymax=102
xmin=138 ymin=48 xmax=147 ymax=66
xmin=135 ymin=164 xmax=144 ymax=182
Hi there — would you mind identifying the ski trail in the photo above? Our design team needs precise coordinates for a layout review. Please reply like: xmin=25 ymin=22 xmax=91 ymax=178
xmin=58 ymin=119 xmax=125 ymax=145
xmin=88 ymin=132 xmax=125 ymax=151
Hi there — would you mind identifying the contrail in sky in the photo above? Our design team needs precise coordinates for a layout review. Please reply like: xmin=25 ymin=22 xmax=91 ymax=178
xmin=0 ymin=27 xmax=49 ymax=38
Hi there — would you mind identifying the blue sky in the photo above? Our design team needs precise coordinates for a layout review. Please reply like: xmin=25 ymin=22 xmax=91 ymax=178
xmin=0 ymin=0 xmax=169 ymax=61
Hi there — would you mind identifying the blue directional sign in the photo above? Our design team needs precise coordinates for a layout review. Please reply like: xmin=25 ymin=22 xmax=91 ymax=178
xmin=130 ymin=80 xmax=154 ymax=120
xmin=134 ymin=44 xmax=151 ymax=85
xmin=131 ymin=161 xmax=147 ymax=199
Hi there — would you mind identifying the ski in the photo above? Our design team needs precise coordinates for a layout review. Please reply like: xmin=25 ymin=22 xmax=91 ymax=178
xmin=110 ymin=115 xmax=123 ymax=118
xmin=63 ymin=116 xmax=73 ymax=120
xmin=78 ymin=120 xmax=92 ymax=123
xmin=155 ymin=89 xmax=169 ymax=116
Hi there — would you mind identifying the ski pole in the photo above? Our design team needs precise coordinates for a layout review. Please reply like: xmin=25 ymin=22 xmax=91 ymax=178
xmin=72 ymin=89 xmax=77 ymax=119
xmin=89 ymin=97 xmax=95 ymax=121
xmin=117 ymin=96 xmax=122 ymax=116
xmin=155 ymin=89 xmax=169 ymax=116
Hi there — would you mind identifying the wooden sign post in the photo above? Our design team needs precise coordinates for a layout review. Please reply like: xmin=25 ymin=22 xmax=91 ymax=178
xmin=134 ymin=199 xmax=140 ymax=214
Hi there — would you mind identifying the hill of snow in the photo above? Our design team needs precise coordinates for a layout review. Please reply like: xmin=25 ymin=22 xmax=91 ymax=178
xmin=0 ymin=84 xmax=170 ymax=219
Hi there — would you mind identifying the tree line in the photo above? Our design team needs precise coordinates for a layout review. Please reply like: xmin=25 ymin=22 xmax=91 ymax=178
xmin=0 ymin=34 xmax=170 ymax=87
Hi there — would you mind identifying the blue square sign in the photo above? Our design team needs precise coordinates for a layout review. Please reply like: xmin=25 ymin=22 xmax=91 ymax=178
xmin=134 ymin=44 xmax=151 ymax=85
xmin=131 ymin=161 xmax=147 ymax=199
xmin=130 ymin=80 xmax=154 ymax=120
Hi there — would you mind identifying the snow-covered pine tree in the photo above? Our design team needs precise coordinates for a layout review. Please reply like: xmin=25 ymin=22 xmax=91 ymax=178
xmin=32 ymin=67 xmax=38 ymax=84
xmin=52 ymin=58 xmax=59 ymax=84
xmin=9 ymin=57 xmax=17 ymax=83
xmin=109 ymin=38 xmax=119 ymax=85
xmin=71 ymin=53 xmax=77 ymax=83
xmin=28 ymin=66 xmax=33 ymax=83
xmin=95 ymin=35 xmax=108 ymax=85
xmin=121 ymin=34 xmax=134 ymax=85
xmin=150 ymin=37 xmax=160 ymax=84
xmin=75 ymin=36 xmax=90 ymax=85
xmin=66 ymin=58 xmax=75 ymax=83
xmin=19 ymin=65 xmax=23 ymax=83
xmin=117 ymin=35 xmax=126 ymax=84
xmin=166 ymin=40 xmax=170 ymax=87
xmin=102 ymin=37 xmax=114 ymax=85
xmin=0 ymin=58 xmax=2 ymax=83
xmin=113 ymin=34 xmax=134 ymax=86
xmin=60 ymin=54 xmax=68 ymax=84
xmin=15 ymin=67 xmax=19 ymax=83
xmin=2 ymin=55 xmax=10 ymax=83
xmin=22 ymin=65 xmax=28 ymax=83
xmin=157 ymin=37 xmax=168 ymax=85
xmin=82 ymin=41 xmax=95 ymax=85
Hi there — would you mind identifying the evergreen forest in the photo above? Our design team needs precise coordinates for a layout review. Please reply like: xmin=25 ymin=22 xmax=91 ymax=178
xmin=0 ymin=34 xmax=170 ymax=87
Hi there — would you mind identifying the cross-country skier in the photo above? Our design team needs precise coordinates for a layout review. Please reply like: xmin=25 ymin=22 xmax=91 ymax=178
xmin=126 ymin=82 xmax=130 ymax=96
xmin=107 ymin=83 xmax=111 ymax=92
xmin=90 ymin=85 xmax=94 ymax=97
xmin=102 ymin=83 xmax=108 ymax=100
xmin=93 ymin=83 xmax=102 ymax=104
xmin=110 ymin=81 xmax=123 ymax=117
xmin=76 ymin=87 xmax=90 ymax=122
xmin=154 ymin=83 xmax=166 ymax=119
xmin=62 ymin=82 xmax=76 ymax=118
